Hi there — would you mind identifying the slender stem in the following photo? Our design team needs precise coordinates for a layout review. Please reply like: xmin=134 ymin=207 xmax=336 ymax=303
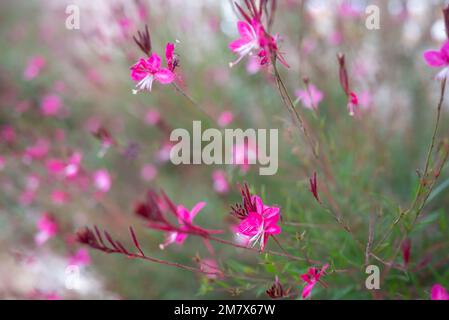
xmin=171 ymin=82 xmax=215 ymax=123
xmin=374 ymin=78 xmax=447 ymax=251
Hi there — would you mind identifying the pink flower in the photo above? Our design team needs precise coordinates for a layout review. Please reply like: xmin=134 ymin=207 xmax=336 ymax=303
xmin=130 ymin=45 xmax=175 ymax=94
xmin=232 ymin=139 xmax=258 ymax=172
xmin=217 ymin=111 xmax=234 ymax=127
xmin=93 ymin=169 xmax=111 ymax=193
xmin=212 ymin=170 xmax=229 ymax=194
xmin=144 ymin=109 xmax=161 ymax=125
xmin=300 ymin=263 xmax=329 ymax=299
xmin=40 ymin=94 xmax=62 ymax=116
xmin=68 ymin=248 xmax=91 ymax=267
xmin=236 ymin=195 xmax=281 ymax=251
xmin=46 ymin=152 xmax=82 ymax=179
xmin=229 ymin=1 xmax=288 ymax=68
xmin=160 ymin=202 xmax=207 ymax=249
xmin=24 ymin=139 xmax=50 ymax=160
xmin=229 ymin=21 xmax=260 ymax=67
xmin=1 ymin=125 xmax=16 ymax=144
xmin=23 ymin=55 xmax=46 ymax=80
xmin=35 ymin=213 xmax=58 ymax=246
xmin=431 ymin=284 xmax=449 ymax=300
xmin=423 ymin=41 xmax=449 ymax=80
xmin=295 ymin=84 xmax=323 ymax=110
xmin=51 ymin=190 xmax=70 ymax=205
xmin=140 ymin=164 xmax=157 ymax=181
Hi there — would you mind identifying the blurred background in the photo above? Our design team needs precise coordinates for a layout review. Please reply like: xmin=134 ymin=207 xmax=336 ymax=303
xmin=1 ymin=0 xmax=449 ymax=299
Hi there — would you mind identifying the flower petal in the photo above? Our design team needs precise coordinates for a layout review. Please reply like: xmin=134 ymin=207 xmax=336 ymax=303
xmin=423 ymin=50 xmax=447 ymax=67
xmin=431 ymin=284 xmax=449 ymax=300
xmin=154 ymin=68 xmax=175 ymax=84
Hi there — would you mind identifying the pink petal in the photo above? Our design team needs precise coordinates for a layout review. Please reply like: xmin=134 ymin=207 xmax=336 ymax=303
xmin=154 ymin=68 xmax=175 ymax=84
xmin=440 ymin=41 xmax=449 ymax=60
xmin=148 ymin=53 xmax=161 ymax=70
xmin=166 ymin=42 xmax=174 ymax=61
xmin=302 ymin=283 xmax=315 ymax=299
xmin=228 ymin=38 xmax=251 ymax=52
xmin=190 ymin=201 xmax=206 ymax=219
xmin=431 ymin=284 xmax=449 ymax=300
xmin=423 ymin=50 xmax=447 ymax=67
xmin=265 ymin=224 xmax=281 ymax=235
xmin=237 ymin=21 xmax=254 ymax=39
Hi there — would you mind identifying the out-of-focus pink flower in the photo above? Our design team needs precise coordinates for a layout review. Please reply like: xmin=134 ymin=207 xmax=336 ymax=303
xmin=19 ymin=190 xmax=36 ymax=206
xmin=40 ymin=94 xmax=62 ymax=116
xmin=300 ymin=263 xmax=329 ymax=299
xmin=424 ymin=41 xmax=449 ymax=80
xmin=328 ymin=31 xmax=343 ymax=46
xmin=51 ymin=190 xmax=70 ymax=205
xmin=156 ymin=142 xmax=173 ymax=163
xmin=160 ymin=202 xmax=207 ymax=249
xmin=1 ymin=125 xmax=16 ymax=144
xmin=295 ymin=84 xmax=323 ymax=110
xmin=46 ymin=152 xmax=82 ymax=179
xmin=140 ymin=164 xmax=157 ymax=181
xmin=246 ymin=55 xmax=262 ymax=74
xmin=68 ymin=248 xmax=91 ymax=267
xmin=130 ymin=46 xmax=176 ymax=94
xmin=144 ymin=109 xmax=161 ymax=125
xmin=199 ymin=258 xmax=223 ymax=279
xmin=431 ymin=284 xmax=449 ymax=300
xmin=93 ymin=169 xmax=111 ymax=193
xmin=359 ymin=90 xmax=373 ymax=110
xmin=232 ymin=139 xmax=258 ymax=172
xmin=338 ymin=2 xmax=362 ymax=18
xmin=236 ymin=195 xmax=281 ymax=251
xmin=35 ymin=213 xmax=58 ymax=246
xmin=212 ymin=170 xmax=229 ymax=194
xmin=24 ymin=139 xmax=50 ymax=160
xmin=217 ymin=111 xmax=234 ymax=127
xmin=23 ymin=55 xmax=46 ymax=80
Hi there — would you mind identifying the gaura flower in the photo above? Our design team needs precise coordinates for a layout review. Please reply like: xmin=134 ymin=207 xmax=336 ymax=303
xmin=23 ymin=55 xmax=46 ymax=80
xmin=229 ymin=0 xmax=288 ymax=68
xmin=130 ymin=45 xmax=176 ymax=94
xmin=160 ymin=202 xmax=207 ymax=249
xmin=93 ymin=169 xmax=111 ymax=193
xmin=431 ymin=284 xmax=449 ymax=300
xmin=236 ymin=195 xmax=281 ymax=251
xmin=40 ymin=94 xmax=62 ymax=116
xmin=424 ymin=41 xmax=449 ymax=80
xmin=35 ymin=213 xmax=58 ymax=246
xmin=295 ymin=84 xmax=323 ymax=110
xmin=300 ymin=263 xmax=329 ymax=299
xmin=212 ymin=170 xmax=229 ymax=194
xmin=217 ymin=111 xmax=234 ymax=127
xmin=68 ymin=248 xmax=91 ymax=267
